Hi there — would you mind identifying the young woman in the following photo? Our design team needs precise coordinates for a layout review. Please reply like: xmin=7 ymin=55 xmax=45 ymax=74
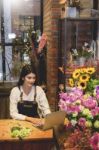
xmin=10 ymin=64 xmax=51 ymax=124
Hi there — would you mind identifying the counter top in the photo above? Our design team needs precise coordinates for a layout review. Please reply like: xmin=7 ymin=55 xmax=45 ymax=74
xmin=0 ymin=119 xmax=53 ymax=142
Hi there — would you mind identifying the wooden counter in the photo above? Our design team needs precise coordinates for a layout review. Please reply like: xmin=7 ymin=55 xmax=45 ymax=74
xmin=0 ymin=119 xmax=54 ymax=150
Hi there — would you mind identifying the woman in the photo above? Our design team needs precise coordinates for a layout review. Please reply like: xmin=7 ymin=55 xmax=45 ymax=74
xmin=10 ymin=64 xmax=51 ymax=124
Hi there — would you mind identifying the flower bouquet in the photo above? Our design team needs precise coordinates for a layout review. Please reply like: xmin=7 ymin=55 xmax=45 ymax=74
xmin=68 ymin=67 xmax=99 ymax=94
xmin=71 ymin=42 xmax=94 ymax=59
xmin=59 ymin=87 xmax=99 ymax=130
xmin=59 ymin=87 xmax=99 ymax=149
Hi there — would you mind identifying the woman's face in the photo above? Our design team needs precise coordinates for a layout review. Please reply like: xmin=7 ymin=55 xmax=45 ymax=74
xmin=23 ymin=73 xmax=36 ymax=87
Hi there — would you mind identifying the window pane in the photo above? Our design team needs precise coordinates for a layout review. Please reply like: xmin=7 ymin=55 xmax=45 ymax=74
xmin=0 ymin=0 xmax=41 ymax=81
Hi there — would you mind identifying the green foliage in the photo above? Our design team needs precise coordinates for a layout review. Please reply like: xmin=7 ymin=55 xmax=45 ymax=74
xmin=86 ymin=79 xmax=99 ymax=94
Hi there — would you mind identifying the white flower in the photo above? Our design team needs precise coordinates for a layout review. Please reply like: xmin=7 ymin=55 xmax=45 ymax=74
xmin=71 ymin=119 xmax=77 ymax=126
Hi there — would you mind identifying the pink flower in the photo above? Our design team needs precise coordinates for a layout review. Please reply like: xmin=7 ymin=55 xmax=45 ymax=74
xmin=96 ymin=94 xmax=99 ymax=99
xmin=90 ymin=132 xmax=99 ymax=150
xmin=58 ymin=100 xmax=67 ymax=111
xmin=67 ymin=105 xmax=81 ymax=114
xmin=78 ymin=118 xmax=86 ymax=127
xmin=71 ymin=87 xmax=83 ymax=98
xmin=83 ymin=98 xmax=97 ymax=109
xmin=91 ymin=107 xmax=99 ymax=117
xmin=59 ymin=92 xmax=68 ymax=101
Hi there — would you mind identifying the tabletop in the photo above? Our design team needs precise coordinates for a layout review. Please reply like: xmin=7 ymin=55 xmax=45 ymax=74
xmin=0 ymin=119 xmax=53 ymax=142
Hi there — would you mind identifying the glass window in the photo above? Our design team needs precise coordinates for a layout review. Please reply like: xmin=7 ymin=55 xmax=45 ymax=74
xmin=0 ymin=0 xmax=41 ymax=81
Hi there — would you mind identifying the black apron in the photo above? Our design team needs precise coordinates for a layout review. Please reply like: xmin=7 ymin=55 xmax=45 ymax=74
xmin=17 ymin=86 xmax=39 ymax=117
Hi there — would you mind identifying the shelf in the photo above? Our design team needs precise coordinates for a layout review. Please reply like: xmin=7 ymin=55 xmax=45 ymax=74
xmin=58 ymin=17 xmax=99 ymax=90
xmin=60 ymin=17 xmax=99 ymax=21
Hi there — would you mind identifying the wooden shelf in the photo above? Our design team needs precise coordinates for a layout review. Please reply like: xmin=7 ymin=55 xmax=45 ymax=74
xmin=60 ymin=17 xmax=99 ymax=21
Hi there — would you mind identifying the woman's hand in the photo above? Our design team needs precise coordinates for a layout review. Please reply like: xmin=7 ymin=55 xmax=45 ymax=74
xmin=25 ymin=116 xmax=44 ymax=125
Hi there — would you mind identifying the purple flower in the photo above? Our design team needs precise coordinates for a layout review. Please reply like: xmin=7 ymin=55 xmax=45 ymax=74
xmin=96 ymin=85 xmax=99 ymax=94
xmin=78 ymin=118 xmax=86 ymax=127
xmin=59 ymin=92 xmax=68 ymax=101
xmin=90 ymin=132 xmax=99 ymax=150
xmin=71 ymin=87 xmax=83 ymax=98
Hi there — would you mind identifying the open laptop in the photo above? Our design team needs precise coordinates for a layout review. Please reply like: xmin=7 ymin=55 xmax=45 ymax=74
xmin=33 ymin=111 xmax=66 ymax=130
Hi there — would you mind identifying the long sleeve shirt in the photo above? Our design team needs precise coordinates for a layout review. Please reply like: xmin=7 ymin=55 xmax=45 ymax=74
xmin=10 ymin=85 xmax=51 ymax=120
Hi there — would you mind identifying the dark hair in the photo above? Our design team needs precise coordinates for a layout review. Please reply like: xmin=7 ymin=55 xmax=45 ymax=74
xmin=17 ymin=64 xmax=37 ymax=87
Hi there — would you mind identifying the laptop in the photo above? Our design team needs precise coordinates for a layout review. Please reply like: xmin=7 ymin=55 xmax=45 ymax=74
xmin=33 ymin=111 xmax=66 ymax=130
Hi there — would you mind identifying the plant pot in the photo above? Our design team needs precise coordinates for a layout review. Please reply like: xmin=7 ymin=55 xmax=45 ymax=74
xmin=66 ymin=7 xmax=79 ymax=18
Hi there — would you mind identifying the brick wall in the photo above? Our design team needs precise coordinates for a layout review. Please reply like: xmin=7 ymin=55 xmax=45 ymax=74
xmin=43 ymin=0 xmax=99 ymax=110
xmin=43 ymin=0 xmax=61 ymax=110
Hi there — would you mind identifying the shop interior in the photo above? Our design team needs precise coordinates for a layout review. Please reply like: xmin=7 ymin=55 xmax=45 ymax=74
xmin=0 ymin=0 xmax=99 ymax=149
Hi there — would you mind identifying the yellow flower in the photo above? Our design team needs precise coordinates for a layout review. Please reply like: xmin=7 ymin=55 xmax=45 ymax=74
xmin=85 ymin=121 xmax=92 ymax=128
xmin=69 ymin=78 xmax=74 ymax=87
xmin=94 ymin=120 xmax=99 ymax=128
xmin=72 ymin=69 xmax=80 ymax=79
xmin=86 ymin=67 xmax=95 ymax=74
xmin=82 ymin=108 xmax=91 ymax=116
xmin=74 ymin=100 xmax=81 ymax=105
xmin=83 ymin=93 xmax=91 ymax=99
xmin=80 ymin=68 xmax=87 ymax=73
xmin=77 ymin=81 xmax=87 ymax=90
xmin=79 ymin=74 xmax=90 ymax=82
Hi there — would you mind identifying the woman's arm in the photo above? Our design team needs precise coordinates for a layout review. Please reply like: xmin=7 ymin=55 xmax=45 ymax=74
xmin=9 ymin=87 xmax=26 ymax=120
xmin=25 ymin=116 xmax=43 ymax=125
xmin=37 ymin=86 xmax=51 ymax=117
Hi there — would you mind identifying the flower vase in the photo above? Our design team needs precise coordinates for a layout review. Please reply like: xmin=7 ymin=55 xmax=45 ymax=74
xmin=66 ymin=7 xmax=79 ymax=18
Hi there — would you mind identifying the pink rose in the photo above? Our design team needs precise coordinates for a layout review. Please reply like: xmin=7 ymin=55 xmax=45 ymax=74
xmin=78 ymin=118 xmax=86 ymax=127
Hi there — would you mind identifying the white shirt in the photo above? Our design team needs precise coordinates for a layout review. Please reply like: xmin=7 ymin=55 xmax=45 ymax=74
xmin=10 ymin=85 xmax=51 ymax=120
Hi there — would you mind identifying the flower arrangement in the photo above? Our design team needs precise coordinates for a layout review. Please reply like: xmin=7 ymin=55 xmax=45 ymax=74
xmin=59 ymin=87 xmax=99 ymax=130
xmin=63 ymin=128 xmax=92 ymax=149
xmin=59 ymin=86 xmax=99 ymax=150
xmin=68 ymin=67 xmax=99 ymax=93
xmin=63 ymin=128 xmax=99 ymax=150
xmin=71 ymin=42 xmax=94 ymax=59
xmin=59 ymin=87 xmax=99 ymax=149
xmin=90 ymin=132 xmax=99 ymax=150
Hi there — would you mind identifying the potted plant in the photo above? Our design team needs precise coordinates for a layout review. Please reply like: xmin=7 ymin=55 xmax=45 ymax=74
xmin=66 ymin=0 xmax=80 ymax=17
xmin=71 ymin=42 xmax=94 ymax=66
